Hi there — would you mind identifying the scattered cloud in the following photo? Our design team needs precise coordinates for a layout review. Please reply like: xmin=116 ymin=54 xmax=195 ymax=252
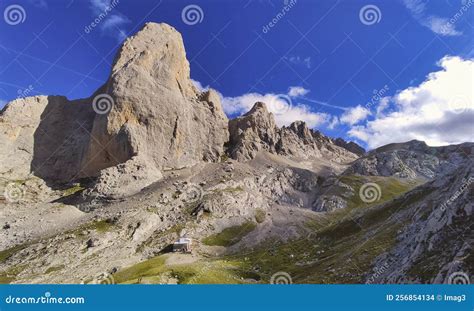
xmin=327 ymin=116 xmax=339 ymax=130
xmin=219 ymin=87 xmax=329 ymax=128
xmin=89 ymin=0 xmax=130 ymax=42
xmin=375 ymin=97 xmax=390 ymax=117
xmin=288 ymin=86 xmax=309 ymax=97
xmin=425 ymin=16 xmax=461 ymax=36
xmin=340 ymin=105 xmax=371 ymax=126
xmin=286 ymin=56 xmax=311 ymax=69
xmin=191 ymin=79 xmax=208 ymax=92
xmin=402 ymin=0 xmax=462 ymax=36
xmin=348 ymin=56 xmax=474 ymax=149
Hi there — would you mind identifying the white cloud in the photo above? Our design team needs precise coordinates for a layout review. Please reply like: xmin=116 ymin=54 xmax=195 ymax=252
xmin=402 ymin=0 xmax=462 ymax=36
xmin=89 ymin=0 xmax=129 ymax=42
xmin=348 ymin=56 xmax=474 ymax=149
xmin=101 ymin=14 xmax=129 ymax=31
xmin=327 ymin=116 xmax=339 ymax=130
xmin=220 ymin=89 xmax=329 ymax=128
xmin=375 ymin=97 xmax=390 ymax=117
xmin=288 ymin=86 xmax=309 ymax=97
xmin=425 ymin=16 xmax=461 ymax=36
xmin=191 ymin=79 xmax=208 ymax=92
xmin=340 ymin=105 xmax=371 ymax=126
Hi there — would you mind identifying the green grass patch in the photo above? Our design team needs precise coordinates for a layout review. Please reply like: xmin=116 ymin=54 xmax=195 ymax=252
xmin=114 ymin=256 xmax=167 ymax=284
xmin=114 ymin=255 xmax=249 ymax=284
xmin=62 ymin=185 xmax=84 ymax=196
xmin=0 ymin=244 xmax=27 ymax=263
xmin=220 ymin=154 xmax=229 ymax=162
xmin=255 ymin=209 xmax=266 ymax=223
xmin=87 ymin=220 xmax=114 ymax=233
xmin=68 ymin=219 xmax=116 ymax=236
xmin=202 ymin=222 xmax=257 ymax=247
xmin=219 ymin=186 xmax=244 ymax=193
xmin=45 ymin=265 xmax=65 ymax=274
xmin=339 ymin=175 xmax=419 ymax=209
xmin=0 ymin=264 xmax=27 ymax=284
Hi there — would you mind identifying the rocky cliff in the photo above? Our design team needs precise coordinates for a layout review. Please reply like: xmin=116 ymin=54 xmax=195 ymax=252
xmin=228 ymin=102 xmax=359 ymax=165
xmin=344 ymin=140 xmax=473 ymax=179
xmin=0 ymin=23 xmax=229 ymax=197
xmin=82 ymin=23 xmax=229 ymax=178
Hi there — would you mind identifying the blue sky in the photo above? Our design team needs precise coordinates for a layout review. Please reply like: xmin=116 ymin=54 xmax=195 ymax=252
xmin=0 ymin=0 xmax=473 ymax=149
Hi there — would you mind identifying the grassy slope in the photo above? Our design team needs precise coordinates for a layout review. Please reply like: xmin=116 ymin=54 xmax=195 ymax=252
xmin=225 ymin=175 xmax=423 ymax=283
xmin=202 ymin=222 xmax=257 ymax=247
xmin=113 ymin=255 xmax=254 ymax=284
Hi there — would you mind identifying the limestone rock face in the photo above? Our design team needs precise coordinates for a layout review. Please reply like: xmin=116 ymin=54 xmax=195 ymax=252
xmin=228 ymin=102 xmax=279 ymax=160
xmin=228 ymin=102 xmax=359 ymax=164
xmin=82 ymin=23 xmax=229 ymax=175
xmin=83 ymin=156 xmax=162 ymax=199
xmin=344 ymin=140 xmax=474 ymax=179
xmin=371 ymin=163 xmax=473 ymax=283
xmin=0 ymin=96 xmax=94 ymax=182
xmin=0 ymin=23 xmax=229 ymax=191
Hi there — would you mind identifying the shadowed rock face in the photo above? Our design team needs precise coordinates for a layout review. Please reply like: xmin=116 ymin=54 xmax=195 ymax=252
xmin=334 ymin=138 xmax=365 ymax=156
xmin=0 ymin=95 xmax=95 ymax=182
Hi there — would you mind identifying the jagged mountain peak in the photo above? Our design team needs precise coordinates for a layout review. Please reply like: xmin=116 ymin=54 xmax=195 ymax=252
xmin=228 ymin=101 xmax=359 ymax=166
xmin=334 ymin=138 xmax=365 ymax=156
xmin=109 ymin=22 xmax=196 ymax=99
xmin=245 ymin=101 xmax=270 ymax=115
